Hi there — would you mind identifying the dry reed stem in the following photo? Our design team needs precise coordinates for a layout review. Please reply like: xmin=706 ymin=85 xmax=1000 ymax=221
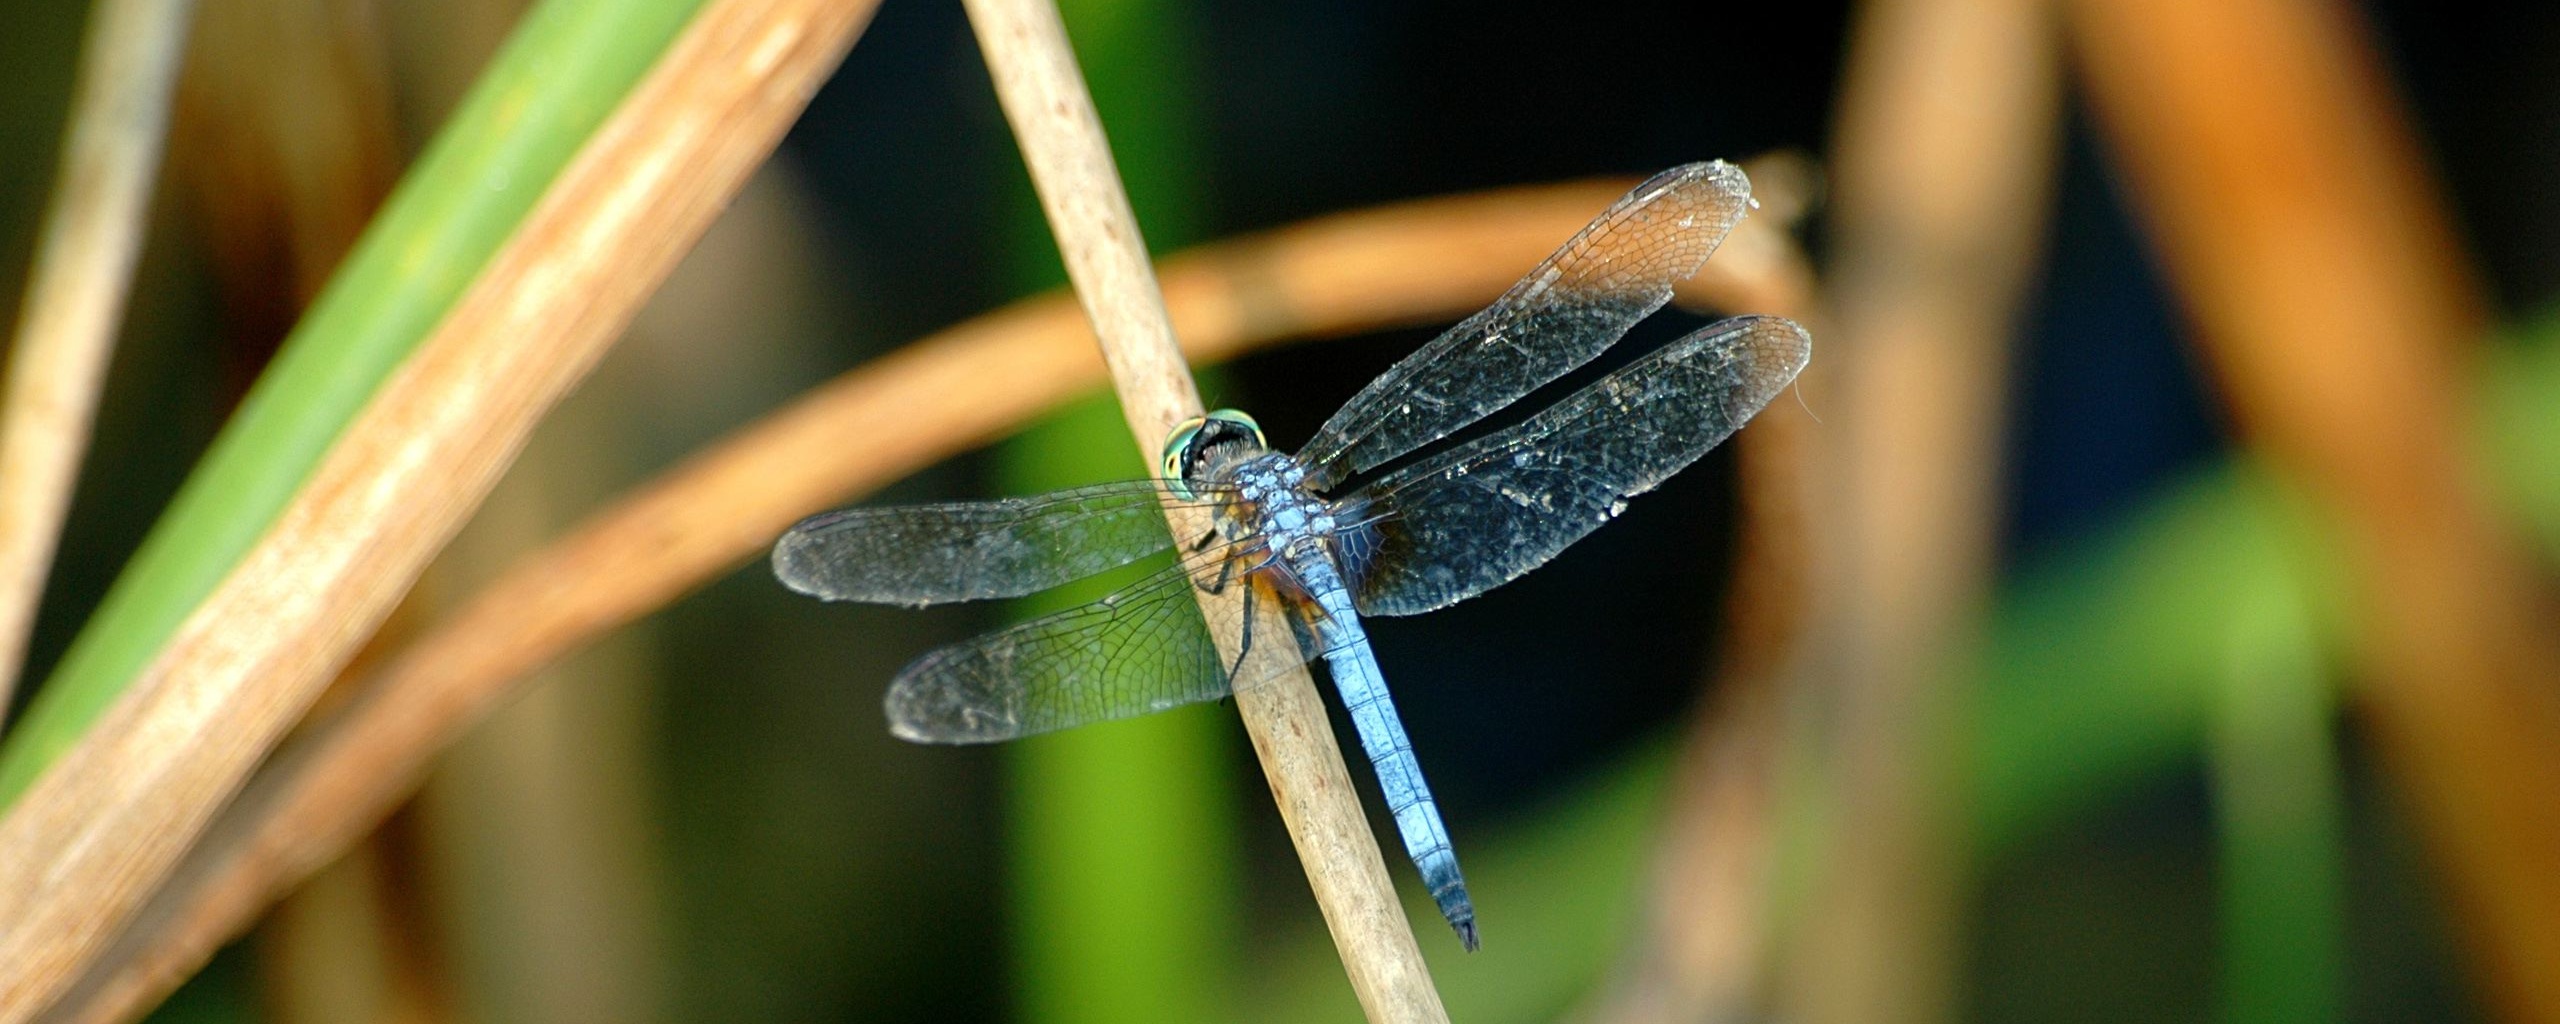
xmin=33 ymin=168 xmax=1802 ymax=1024
xmin=1572 ymin=154 xmax=1823 ymax=1024
xmin=2072 ymin=0 xmax=2560 ymax=1018
xmin=0 ymin=0 xmax=883 ymax=1018
xmin=0 ymin=0 xmax=200 ymax=711
xmin=964 ymin=0 xmax=1450 ymax=1015
xmin=1781 ymin=1 xmax=2062 ymax=1023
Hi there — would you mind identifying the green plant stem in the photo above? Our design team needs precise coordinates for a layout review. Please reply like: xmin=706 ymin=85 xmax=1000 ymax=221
xmin=0 ymin=0 xmax=706 ymax=803
xmin=2207 ymin=541 xmax=2346 ymax=1024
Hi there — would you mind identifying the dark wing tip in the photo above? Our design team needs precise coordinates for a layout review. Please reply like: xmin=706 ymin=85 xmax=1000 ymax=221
xmin=1635 ymin=159 xmax=1751 ymax=206
xmin=1579 ymin=160 xmax=1757 ymax=295
xmin=1748 ymin=315 xmax=1814 ymax=377
xmin=1708 ymin=315 xmax=1813 ymax=412
xmin=768 ymin=523 xmax=838 ymax=599
xmin=769 ymin=526 xmax=811 ymax=586
xmin=1613 ymin=161 xmax=1755 ymax=230
xmin=884 ymin=655 xmax=1015 ymax=745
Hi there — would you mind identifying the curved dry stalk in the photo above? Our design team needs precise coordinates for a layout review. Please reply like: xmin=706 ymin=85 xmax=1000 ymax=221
xmin=38 ymin=166 xmax=1804 ymax=1024
xmin=0 ymin=0 xmax=200 ymax=711
xmin=2073 ymin=0 xmax=2560 ymax=1019
xmin=0 ymin=0 xmax=884 ymax=1018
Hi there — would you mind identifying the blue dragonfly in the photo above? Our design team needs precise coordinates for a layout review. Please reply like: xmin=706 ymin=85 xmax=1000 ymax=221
xmin=772 ymin=161 xmax=1809 ymax=951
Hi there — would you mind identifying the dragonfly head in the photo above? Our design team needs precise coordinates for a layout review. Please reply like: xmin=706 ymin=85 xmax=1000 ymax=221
xmin=1161 ymin=408 xmax=1267 ymax=499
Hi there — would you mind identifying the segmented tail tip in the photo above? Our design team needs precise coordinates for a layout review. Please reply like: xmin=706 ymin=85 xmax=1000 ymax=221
xmin=1425 ymin=860 xmax=1477 ymax=950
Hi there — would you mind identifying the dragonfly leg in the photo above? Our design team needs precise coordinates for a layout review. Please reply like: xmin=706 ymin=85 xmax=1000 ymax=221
xmin=1201 ymin=551 xmax=1240 ymax=596
xmin=1224 ymin=579 xmax=1258 ymax=683
xmin=1203 ymin=540 xmax=1282 ymax=597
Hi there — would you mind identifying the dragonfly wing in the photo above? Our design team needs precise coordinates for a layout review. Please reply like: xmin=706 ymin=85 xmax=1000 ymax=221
xmin=1346 ymin=316 xmax=1809 ymax=617
xmin=773 ymin=480 xmax=1217 ymax=606
xmin=887 ymin=547 xmax=1319 ymax=742
xmin=1295 ymin=162 xmax=1757 ymax=488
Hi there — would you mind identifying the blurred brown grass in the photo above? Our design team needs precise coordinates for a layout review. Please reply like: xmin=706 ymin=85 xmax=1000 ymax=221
xmin=1779 ymin=1 xmax=2062 ymax=1023
xmin=2074 ymin=0 xmax=2560 ymax=1018
xmin=1574 ymin=0 xmax=2560 ymax=1021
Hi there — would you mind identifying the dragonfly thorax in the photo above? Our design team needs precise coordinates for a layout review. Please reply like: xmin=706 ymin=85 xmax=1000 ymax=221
xmin=1217 ymin=453 xmax=1341 ymax=559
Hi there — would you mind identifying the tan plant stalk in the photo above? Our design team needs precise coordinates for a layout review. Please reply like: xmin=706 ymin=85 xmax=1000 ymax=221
xmin=0 ymin=0 xmax=884 ymax=1018
xmin=961 ymin=0 xmax=1449 ymax=1015
xmin=0 ymin=0 xmax=200 ymax=710
xmin=2073 ymin=0 xmax=2560 ymax=1019
xmin=1782 ymin=1 xmax=2063 ymax=1023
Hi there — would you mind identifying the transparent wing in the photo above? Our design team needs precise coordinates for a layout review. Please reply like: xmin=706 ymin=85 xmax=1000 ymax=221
xmin=886 ymin=545 xmax=1324 ymax=743
xmin=1295 ymin=161 xmax=1757 ymax=489
xmin=1346 ymin=316 xmax=1809 ymax=617
xmin=772 ymin=480 xmax=1226 ymax=607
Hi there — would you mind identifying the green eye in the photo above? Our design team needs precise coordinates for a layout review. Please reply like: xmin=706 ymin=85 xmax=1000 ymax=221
xmin=1160 ymin=409 xmax=1265 ymax=499
xmin=1159 ymin=417 xmax=1208 ymax=494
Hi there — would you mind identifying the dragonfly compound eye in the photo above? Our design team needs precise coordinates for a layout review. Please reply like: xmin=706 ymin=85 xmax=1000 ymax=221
xmin=1159 ymin=409 xmax=1266 ymax=499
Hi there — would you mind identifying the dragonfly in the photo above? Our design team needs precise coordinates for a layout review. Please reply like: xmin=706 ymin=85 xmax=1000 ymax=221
xmin=772 ymin=161 xmax=1809 ymax=951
